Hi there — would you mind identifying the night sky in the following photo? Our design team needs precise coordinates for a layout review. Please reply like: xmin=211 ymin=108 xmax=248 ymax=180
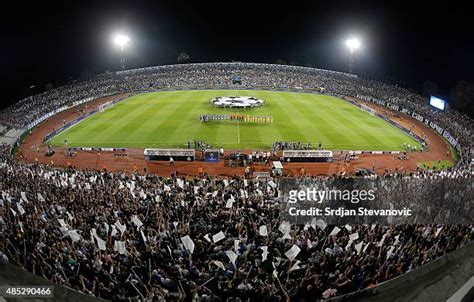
xmin=1 ymin=0 xmax=473 ymax=110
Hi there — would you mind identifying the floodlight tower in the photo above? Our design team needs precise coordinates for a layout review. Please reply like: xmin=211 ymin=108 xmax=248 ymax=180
xmin=113 ymin=34 xmax=130 ymax=71
xmin=345 ymin=38 xmax=360 ymax=74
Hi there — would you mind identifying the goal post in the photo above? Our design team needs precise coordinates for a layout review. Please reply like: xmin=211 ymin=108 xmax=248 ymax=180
xmin=360 ymin=104 xmax=376 ymax=116
xmin=98 ymin=100 xmax=115 ymax=112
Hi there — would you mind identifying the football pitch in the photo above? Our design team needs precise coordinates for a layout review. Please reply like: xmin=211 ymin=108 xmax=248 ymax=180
xmin=50 ymin=90 xmax=422 ymax=150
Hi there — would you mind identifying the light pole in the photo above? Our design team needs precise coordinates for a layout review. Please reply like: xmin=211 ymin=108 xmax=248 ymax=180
xmin=113 ymin=34 xmax=130 ymax=71
xmin=345 ymin=38 xmax=360 ymax=74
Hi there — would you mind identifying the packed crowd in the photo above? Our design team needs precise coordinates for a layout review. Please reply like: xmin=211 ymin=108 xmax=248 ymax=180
xmin=0 ymin=145 xmax=472 ymax=301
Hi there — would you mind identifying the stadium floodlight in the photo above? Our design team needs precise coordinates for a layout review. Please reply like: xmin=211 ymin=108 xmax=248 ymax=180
xmin=345 ymin=38 xmax=361 ymax=52
xmin=345 ymin=38 xmax=361 ymax=74
xmin=112 ymin=33 xmax=130 ymax=71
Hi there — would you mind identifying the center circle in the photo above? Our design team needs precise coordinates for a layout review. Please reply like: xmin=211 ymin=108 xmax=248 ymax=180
xmin=211 ymin=96 xmax=264 ymax=108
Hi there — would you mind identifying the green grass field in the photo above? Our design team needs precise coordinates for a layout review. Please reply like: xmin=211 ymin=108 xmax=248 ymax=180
xmin=50 ymin=90 xmax=422 ymax=150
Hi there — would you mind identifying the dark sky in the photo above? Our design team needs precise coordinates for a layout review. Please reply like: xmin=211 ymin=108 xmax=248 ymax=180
xmin=1 ymin=0 xmax=473 ymax=110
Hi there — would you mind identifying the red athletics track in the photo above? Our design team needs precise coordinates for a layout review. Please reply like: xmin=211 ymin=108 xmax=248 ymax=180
xmin=17 ymin=93 xmax=453 ymax=177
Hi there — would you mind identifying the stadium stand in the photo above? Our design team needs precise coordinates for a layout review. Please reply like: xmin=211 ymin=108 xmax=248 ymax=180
xmin=0 ymin=63 xmax=472 ymax=300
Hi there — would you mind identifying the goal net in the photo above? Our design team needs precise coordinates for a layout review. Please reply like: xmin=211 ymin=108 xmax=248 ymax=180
xmin=360 ymin=104 xmax=376 ymax=116
xmin=98 ymin=100 xmax=114 ymax=112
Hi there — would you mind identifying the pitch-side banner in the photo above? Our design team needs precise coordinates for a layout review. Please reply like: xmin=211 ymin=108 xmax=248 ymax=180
xmin=278 ymin=178 xmax=472 ymax=225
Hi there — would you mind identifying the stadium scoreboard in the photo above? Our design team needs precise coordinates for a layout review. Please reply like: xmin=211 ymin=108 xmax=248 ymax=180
xmin=429 ymin=96 xmax=447 ymax=111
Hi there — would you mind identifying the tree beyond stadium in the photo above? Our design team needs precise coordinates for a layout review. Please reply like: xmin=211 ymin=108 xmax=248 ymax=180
xmin=50 ymin=90 xmax=421 ymax=150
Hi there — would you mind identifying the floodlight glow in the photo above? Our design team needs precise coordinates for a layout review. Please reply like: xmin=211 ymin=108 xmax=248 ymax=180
xmin=113 ymin=34 xmax=129 ymax=49
xmin=345 ymin=38 xmax=361 ymax=51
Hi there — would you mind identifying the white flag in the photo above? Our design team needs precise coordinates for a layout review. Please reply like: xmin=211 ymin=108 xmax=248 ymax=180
xmin=96 ymin=236 xmax=107 ymax=251
xmin=114 ymin=240 xmax=126 ymax=254
xmin=394 ymin=235 xmax=400 ymax=245
xmin=435 ymin=226 xmax=443 ymax=237
xmin=225 ymin=250 xmax=238 ymax=267
xmin=21 ymin=192 xmax=28 ymax=203
xmin=66 ymin=211 xmax=74 ymax=221
xmin=140 ymin=189 xmax=147 ymax=199
xmin=386 ymin=246 xmax=395 ymax=258
xmin=349 ymin=232 xmax=359 ymax=241
xmin=58 ymin=218 xmax=68 ymax=229
xmin=114 ymin=220 xmax=127 ymax=236
xmin=59 ymin=226 xmax=69 ymax=237
xmin=285 ymin=245 xmax=301 ymax=261
xmin=316 ymin=219 xmax=327 ymax=230
xmin=377 ymin=234 xmax=387 ymax=247
xmin=177 ymin=178 xmax=184 ymax=189
xmin=204 ymin=234 xmax=211 ymax=242
xmin=131 ymin=215 xmax=143 ymax=230
xmin=279 ymin=221 xmax=291 ymax=234
xmin=140 ymin=230 xmax=147 ymax=243
xmin=289 ymin=260 xmax=301 ymax=272
xmin=37 ymin=193 xmax=45 ymax=202
xmin=17 ymin=203 xmax=26 ymax=216
xmin=422 ymin=227 xmax=431 ymax=237
xmin=355 ymin=242 xmax=364 ymax=254
xmin=329 ymin=226 xmax=341 ymax=236
xmin=363 ymin=242 xmax=371 ymax=253
xmin=234 ymin=240 xmax=240 ymax=253
xmin=345 ymin=240 xmax=353 ymax=251
xmin=180 ymin=235 xmax=195 ymax=254
xmin=225 ymin=197 xmax=234 ymax=208
xmin=68 ymin=230 xmax=81 ymax=243
xmin=260 ymin=246 xmax=269 ymax=261
xmin=111 ymin=225 xmax=118 ymax=237
xmin=213 ymin=260 xmax=226 ymax=271
xmin=259 ymin=225 xmax=268 ymax=237
xmin=100 ymin=222 xmax=108 ymax=235
xmin=91 ymin=228 xmax=98 ymax=240
xmin=212 ymin=231 xmax=226 ymax=243
xmin=344 ymin=224 xmax=352 ymax=232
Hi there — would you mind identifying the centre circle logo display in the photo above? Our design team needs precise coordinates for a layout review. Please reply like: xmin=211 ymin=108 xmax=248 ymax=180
xmin=211 ymin=96 xmax=264 ymax=108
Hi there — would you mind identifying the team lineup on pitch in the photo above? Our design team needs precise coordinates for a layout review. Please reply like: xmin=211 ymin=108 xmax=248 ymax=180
xmin=50 ymin=90 xmax=422 ymax=151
